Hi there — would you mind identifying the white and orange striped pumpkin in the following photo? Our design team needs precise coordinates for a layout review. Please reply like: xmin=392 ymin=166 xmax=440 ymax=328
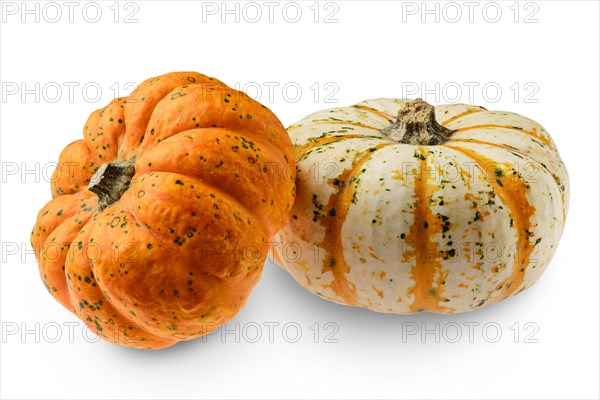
xmin=273 ymin=98 xmax=569 ymax=313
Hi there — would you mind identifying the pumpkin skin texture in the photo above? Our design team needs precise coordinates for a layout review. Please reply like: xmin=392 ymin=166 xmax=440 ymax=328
xmin=273 ymin=98 xmax=569 ymax=314
xmin=31 ymin=72 xmax=295 ymax=349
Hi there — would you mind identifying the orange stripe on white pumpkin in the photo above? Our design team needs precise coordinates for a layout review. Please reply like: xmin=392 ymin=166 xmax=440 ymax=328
xmin=447 ymin=137 xmax=566 ymax=208
xmin=453 ymin=124 xmax=554 ymax=148
xmin=405 ymin=147 xmax=453 ymax=313
xmin=318 ymin=143 xmax=395 ymax=306
xmin=294 ymin=134 xmax=372 ymax=161
xmin=446 ymin=145 xmax=536 ymax=298
xmin=440 ymin=107 xmax=486 ymax=126
xmin=351 ymin=105 xmax=395 ymax=123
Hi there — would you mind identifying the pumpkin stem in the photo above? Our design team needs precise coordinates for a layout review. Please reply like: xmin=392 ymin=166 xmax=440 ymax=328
xmin=88 ymin=161 xmax=136 ymax=211
xmin=380 ymin=98 xmax=455 ymax=145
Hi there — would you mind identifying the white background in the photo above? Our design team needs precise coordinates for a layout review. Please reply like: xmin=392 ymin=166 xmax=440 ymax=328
xmin=1 ymin=1 xmax=599 ymax=399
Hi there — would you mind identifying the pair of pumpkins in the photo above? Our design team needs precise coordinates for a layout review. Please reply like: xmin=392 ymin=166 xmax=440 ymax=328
xmin=31 ymin=72 xmax=569 ymax=349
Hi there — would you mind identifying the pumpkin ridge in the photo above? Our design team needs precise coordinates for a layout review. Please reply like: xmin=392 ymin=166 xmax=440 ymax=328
xmin=60 ymin=226 xmax=162 ymax=345
xmin=449 ymin=134 xmax=561 ymax=157
xmin=320 ymin=142 xmax=396 ymax=306
xmin=406 ymin=147 xmax=453 ymax=313
xmin=453 ymin=124 xmax=555 ymax=149
xmin=80 ymin=190 xmax=257 ymax=342
xmin=118 ymin=72 xmax=223 ymax=159
xmin=32 ymin=193 xmax=95 ymax=248
xmin=83 ymin=98 xmax=126 ymax=165
xmin=440 ymin=107 xmax=487 ymax=126
xmin=157 ymin=125 xmax=288 ymax=169
xmin=134 ymin=137 xmax=289 ymax=238
xmin=136 ymin=125 xmax=290 ymax=186
xmin=350 ymin=104 xmax=396 ymax=123
xmin=123 ymin=171 xmax=270 ymax=259
xmin=51 ymin=140 xmax=98 ymax=198
xmin=295 ymin=134 xmax=391 ymax=162
xmin=80 ymin=210 xmax=215 ymax=342
xmin=447 ymin=138 xmax=565 ymax=207
xmin=68 ymin=261 xmax=178 ymax=348
xmin=73 ymin=279 xmax=167 ymax=344
xmin=299 ymin=120 xmax=380 ymax=131
xmin=445 ymin=145 xmax=536 ymax=299
xmin=38 ymin=212 xmax=95 ymax=309
xmin=447 ymin=138 xmax=525 ymax=153
xmin=113 ymin=197 xmax=177 ymax=257
xmin=136 ymin=82 xmax=287 ymax=158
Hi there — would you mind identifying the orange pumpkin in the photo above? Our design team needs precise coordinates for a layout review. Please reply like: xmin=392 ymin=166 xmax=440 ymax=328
xmin=31 ymin=72 xmax=295 ymax=349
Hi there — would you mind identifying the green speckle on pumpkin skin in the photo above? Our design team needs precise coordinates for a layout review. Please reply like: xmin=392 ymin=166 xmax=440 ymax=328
xmin=110 ymin=217 xmax=121 ymax=228
xmin=333 ymin=179 xmax=344 ymax=189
